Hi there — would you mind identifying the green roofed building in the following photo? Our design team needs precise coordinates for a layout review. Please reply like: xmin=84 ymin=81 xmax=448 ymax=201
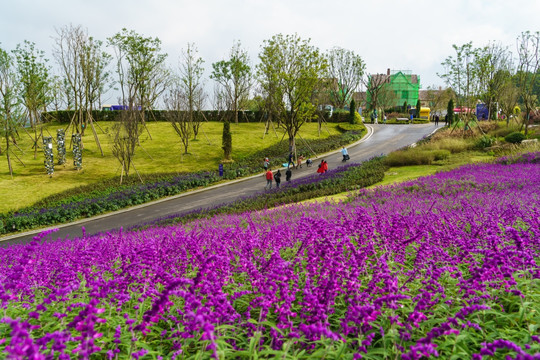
xmin=366 ymin=69 xmax=420 ymax=110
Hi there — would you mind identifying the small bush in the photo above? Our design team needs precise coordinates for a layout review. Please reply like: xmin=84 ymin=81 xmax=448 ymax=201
xmin=421 ymin=136 xmax=473 ymax=154
xmin=432 ymin=149 xmax=451 ymax=161
xmin=383 ymin=149 xmax=435 ymax=166
xmin=505 ymin=132 xmax=526 ymax=144
xmin=491 ymin=126 xmax=517 ymax=138
xmin=476 ymin=135 xmax=495 ymax=149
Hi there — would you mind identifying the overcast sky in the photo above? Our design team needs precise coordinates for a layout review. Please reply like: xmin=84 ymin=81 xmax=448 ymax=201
xmin=1 ymin=0 xmax=539 ymax=103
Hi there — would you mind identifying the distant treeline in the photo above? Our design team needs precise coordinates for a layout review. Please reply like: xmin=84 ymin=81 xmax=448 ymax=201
xmin=41 ymin=110 xmax=352 ymax=124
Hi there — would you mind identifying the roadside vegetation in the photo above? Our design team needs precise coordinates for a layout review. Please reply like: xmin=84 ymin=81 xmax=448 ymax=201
xmin=137 ymin=120 xmax=540 ymax=229
xmin=0 ymin=121 xmax=366 ymax=235
xmin=0 ymin=120 xmax=358 ymax=213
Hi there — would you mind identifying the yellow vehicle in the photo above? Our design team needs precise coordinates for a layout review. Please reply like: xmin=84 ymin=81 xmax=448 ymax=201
xmin=419 ymin=107 xmax=431 ymax=120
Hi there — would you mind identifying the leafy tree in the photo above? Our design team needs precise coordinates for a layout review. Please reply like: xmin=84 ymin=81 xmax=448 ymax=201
xmin=515 ymin=31 xmax=540 ymax=135
xmin=12 ymin=40 xmax=50 ymax=159
xmin=211 ymin=41 xmax=251 ymax=124
xmin=257 ymin=34 xmax=327 ymax=154
xmin=0 ymin=46 xmax=24 ymax=177
xmin=474 ymin=42 xmax=513 ymax=120
xmin=325 ymin=47 xmax=365 ymax=109
xmin=499 ymin=77 xmax=520 ymax=126
xmin=415 ymin=99 xmax=421 ymax=118
xmin=439 ymin=42 xmax=478 ymax=115
xmin=179 ymin=43 xmax=205 ymax=139
xmin=108 ymin=28 xmax=170 ymax=136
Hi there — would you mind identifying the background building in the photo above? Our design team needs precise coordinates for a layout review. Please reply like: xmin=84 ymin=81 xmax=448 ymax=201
xmin=366 ymin=69 xmax=420 ymax=110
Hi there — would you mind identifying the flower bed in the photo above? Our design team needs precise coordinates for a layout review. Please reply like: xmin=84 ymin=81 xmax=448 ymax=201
xmin=0 ymin=156 xmax=539 ymax=359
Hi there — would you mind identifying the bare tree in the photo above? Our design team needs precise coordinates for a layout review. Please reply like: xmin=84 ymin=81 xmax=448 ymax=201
xmin=53 ymin=24 xmax=109 ymax=155
xmin=179 ymin=43 xmax=205 ymax=139
xmin=423 ymin=87 xmax=455 ymax=115
xmin=363 ymin=72 xmax=389 ymax=111
xmin=164 ymin=86 xmax=192 ymax=154
xmin=112 ymin=109 xmax=142 ymax=182
xmin=515 ymin=31 xmax=540 ymax=135
xmin=377 ymin=84 xmax=398 ymax=113
xmin=325 ymin=47 xmax=366 ymax=109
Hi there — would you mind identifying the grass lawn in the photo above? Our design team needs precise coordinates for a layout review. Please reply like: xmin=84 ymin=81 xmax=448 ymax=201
xmin=376 ymin=152 xmax=492 ymax=186
xmin=0 ymin=121 xmax=342 ymax=213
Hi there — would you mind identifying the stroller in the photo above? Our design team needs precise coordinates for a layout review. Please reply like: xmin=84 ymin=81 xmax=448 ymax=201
xmin=342 ymin=154 xmax=350 ymax=162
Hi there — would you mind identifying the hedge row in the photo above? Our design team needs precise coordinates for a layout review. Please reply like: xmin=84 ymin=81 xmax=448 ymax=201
xmin=0 ymin=123 xmax=367 ymax=235
xmin=42 ymin=110 xmax=351 ymax=124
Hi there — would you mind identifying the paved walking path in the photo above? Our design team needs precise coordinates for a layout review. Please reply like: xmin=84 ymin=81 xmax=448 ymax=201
xmin=1 ymin=123 xmax=444 ymax=246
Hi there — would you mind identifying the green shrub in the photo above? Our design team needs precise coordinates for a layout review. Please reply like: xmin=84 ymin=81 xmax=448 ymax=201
xmin=476 ymin=135 xmax=495 ymax=149
xmin=432 ymin=138 xmax=473 ymax=154
xmin=383 ymin=149 xmax=435 ymax=166
xmin=432 ymin=149 xmax=451 ymax=161
xmin=490 ymin=126 xmax=517 ymax=138
xmin=337 ymin=122 xmax=366 ymax=132
xmin=505 ymin=132 xmax=525 ymax=144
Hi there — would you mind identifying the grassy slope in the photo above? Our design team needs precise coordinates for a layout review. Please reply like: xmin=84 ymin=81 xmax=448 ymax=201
xmin=0 ymin=121 xmax=342 ymax=213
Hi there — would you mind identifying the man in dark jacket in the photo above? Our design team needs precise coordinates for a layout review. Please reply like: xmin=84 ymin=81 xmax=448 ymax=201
xmin=274 ymin=169 xmax=282 ymax=188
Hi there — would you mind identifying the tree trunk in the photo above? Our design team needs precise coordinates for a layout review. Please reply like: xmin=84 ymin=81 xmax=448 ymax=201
xmin=288 ymin=134 xmax=296 ymax=155
xmin=5 ymin=134 xmax=13 ymax=178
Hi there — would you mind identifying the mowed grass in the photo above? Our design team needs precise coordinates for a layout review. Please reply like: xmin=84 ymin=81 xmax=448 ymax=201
xmin=0 ymin=120 xmax=342 ymax=213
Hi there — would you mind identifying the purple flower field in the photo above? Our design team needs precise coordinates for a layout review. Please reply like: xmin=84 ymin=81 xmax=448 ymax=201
xmin=1 ymin=156 xmax=539 ymax=359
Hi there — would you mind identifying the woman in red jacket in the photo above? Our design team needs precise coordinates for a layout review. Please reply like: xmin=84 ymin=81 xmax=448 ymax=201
xmin=265 ymin=169 xmax=273 ymax=190
xmin=317 ymin=160 xmax=328 ymax=174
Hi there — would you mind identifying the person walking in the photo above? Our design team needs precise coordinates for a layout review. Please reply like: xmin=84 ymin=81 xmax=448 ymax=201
xmin=274 ymin=169 xmax=282 ymax=188
xmin=285 ymin=167 xmax=292 ymax=182
xmin=263 ymin=157 xmax=269 ymax=171
xmin=287 ymin=152 xmax=296 ymax=169
xmin=265 ymin=168 xmax=273 ymax=190
xmin=435 ymin=115 xmax=439 ymax=125
xmin=297 ymin=154 xmax=304 ymax=168
xmin=341 ymin=146 xmax=349 ymax=162
xmin=322 ymin=159 xmax=328 ymax=173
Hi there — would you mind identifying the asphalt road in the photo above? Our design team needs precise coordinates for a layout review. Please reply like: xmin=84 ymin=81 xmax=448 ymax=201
xmin=1 ymin=123 xmax=443 ymax=246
